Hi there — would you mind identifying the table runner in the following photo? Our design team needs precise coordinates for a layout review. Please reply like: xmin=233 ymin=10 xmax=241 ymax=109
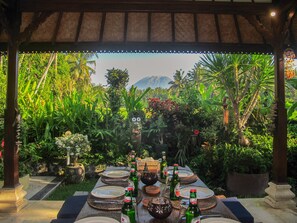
xmin=76 ymin=166 xmax=238 ymax=222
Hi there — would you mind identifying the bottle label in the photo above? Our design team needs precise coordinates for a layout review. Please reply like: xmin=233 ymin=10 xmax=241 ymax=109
xmin=174 ymin=183 xmax=180 ymax=197
xmin=191 ymin=216 xmax=200 ymax=223
xmin=190 ymin=198 xmax=197 ymax=205
xmin=121 ymin=213 xmax=130 ymax=223
xmin=162 ymin=165 xmax=167 ymax=176
xmin=124 ymin=196 xmax=131 ymax=203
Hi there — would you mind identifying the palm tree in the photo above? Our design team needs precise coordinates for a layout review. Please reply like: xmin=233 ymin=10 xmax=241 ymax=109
xmin=199 ymin=54 xmax=274 ymax=145
xmin=187 ymin=63 xmax=206 ymax=86
xmin=169 ymin=69 xmax=188 ymax=91
xmin=67 ymin=53 xmax=97 ymax=88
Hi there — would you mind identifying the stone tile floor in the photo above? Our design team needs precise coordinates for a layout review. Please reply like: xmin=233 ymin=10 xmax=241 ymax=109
xmin=0 ymin=176 xmax=296 ymax=223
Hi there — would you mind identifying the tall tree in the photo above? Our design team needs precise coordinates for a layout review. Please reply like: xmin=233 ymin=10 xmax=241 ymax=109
xmin=169 ymin=69 xmax=188 ymax=94
xmin=199 ymin=54 xmax=274 ymax=145
xmin=67 ymin=53 xmax=97 ymax=90
xmin=105 ymin=68 xmax=129 ymax=115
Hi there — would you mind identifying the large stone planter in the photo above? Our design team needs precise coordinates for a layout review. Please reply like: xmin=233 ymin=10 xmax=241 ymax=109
xmin=65 ymin=163 xmax=85 ymax=184
xmin=0 ymin=174 xmax=30 ymax=190
xmin=227 ymin=172 xmax=269 ymax=196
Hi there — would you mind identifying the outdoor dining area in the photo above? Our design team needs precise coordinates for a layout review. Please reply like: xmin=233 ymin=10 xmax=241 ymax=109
xmin=0 ymin=1 xmax=297 ymax=222
xmin=51 ymin=156 xmax=253 ymax=223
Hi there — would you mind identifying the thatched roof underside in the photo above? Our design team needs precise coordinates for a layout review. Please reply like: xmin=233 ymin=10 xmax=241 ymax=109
xmin=0 ymin=0 xmax=296 ymax=53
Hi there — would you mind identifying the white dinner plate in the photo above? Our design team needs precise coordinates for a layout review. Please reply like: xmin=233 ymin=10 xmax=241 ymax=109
xmin=202 ymin=217 xmax=239 ymax=222
xmin=75 ymin=216 xmax=119 ymax=223
xmin=101 ymin=170 xmax=130 ymax=178
xmin=168 ymin=169 xmax=194 ymax=178
xmin=180 ymin=186 xmax=214 ymax=199
xmin=91 ymin=186 xmax=125 ymax=199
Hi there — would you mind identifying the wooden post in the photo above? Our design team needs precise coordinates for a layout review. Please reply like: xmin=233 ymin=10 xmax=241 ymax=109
xmin=3 ymin=41 xmax=20 ymax=188
xmin=272 ymin=47 xmax=287 ymax=184
xmin=0 ymin=0 xmax=27 ymax=213
xmin=3 ymin=0 xmax=21 ymax=189
xmin=264 ymin=5 xmax=296 ymax=207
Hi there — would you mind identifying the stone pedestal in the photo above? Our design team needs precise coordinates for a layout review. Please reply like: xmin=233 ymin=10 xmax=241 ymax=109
xmin=264 ymin=182 xmax=296 ymax=209
xmin=0 ymin=184 xmax=27 ymax=213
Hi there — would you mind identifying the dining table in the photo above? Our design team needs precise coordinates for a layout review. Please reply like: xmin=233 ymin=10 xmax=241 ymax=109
xmin=75 ymin=166 xmax=239 ymax=223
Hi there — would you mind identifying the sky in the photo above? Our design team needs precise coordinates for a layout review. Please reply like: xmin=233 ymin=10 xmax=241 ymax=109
xmin=91 ymin=53 xmax=297 ymax=86
xmin=92 ymin=53 xmax=200 ymax=86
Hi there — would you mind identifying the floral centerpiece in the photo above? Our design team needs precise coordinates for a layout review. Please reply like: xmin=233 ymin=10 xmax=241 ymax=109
xmin=55 ymin=131 xmax=91 ymax=166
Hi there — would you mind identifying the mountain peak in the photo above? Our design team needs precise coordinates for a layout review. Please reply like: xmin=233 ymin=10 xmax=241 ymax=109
xmin=132 ymin=75 xmax=172 ymax=90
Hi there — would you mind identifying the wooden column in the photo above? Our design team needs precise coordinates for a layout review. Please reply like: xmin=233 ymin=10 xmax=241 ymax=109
xmin=270 ymin=4 xmax=289 ymax=184
xmin=272 ymin=47 xmax=287 ymax=184
xmin=3 ymin=0 xmax=21 ymax=188
xmin=264 ymin=4 xmax=296 ymax=208
xmin=3 ymin=41 xmax=20 ymax=188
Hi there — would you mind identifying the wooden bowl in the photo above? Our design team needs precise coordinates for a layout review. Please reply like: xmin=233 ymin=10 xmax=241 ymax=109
xmin=145 ymin=185 xmax=160 ymax=195
xmin=148 ymin=197 xmax=173 ymax=219
xmin=141 ymin=172 xmax=158 ymax=186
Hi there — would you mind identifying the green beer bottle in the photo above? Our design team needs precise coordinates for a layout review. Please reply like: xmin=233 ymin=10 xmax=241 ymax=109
xmin=160 ymin=151 xmax=168 ymax=179
xmin=131 ymin=161 xmax=137 ymax=172
xmin=185 ymin=188 xmax=201 ymax=223
xmin=131 ymin=150 xmax=136 ymax=163
xmin=121 ymin=187 xmax=136 ymax=223
xmin=170 ymin=164 xmax=180 ymax=200
xmin=128 ymin=168 xmax=138 ymax=197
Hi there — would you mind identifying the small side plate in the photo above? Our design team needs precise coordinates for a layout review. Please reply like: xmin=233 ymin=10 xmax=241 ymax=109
xmin=180 ymin=186 xmax=214 ymax=199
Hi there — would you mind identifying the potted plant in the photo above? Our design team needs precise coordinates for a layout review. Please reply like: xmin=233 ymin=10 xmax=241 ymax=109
xmin=55 ymin=131 xmax=91 ymax=183
xmin=224 ymin=143 xmax=271 ymax=196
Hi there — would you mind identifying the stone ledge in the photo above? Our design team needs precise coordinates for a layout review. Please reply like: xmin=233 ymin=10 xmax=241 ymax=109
xmin=0 ymin=184 xmax=27 ymax=213
xmin=264 ymin=182 xmax=296 ymax=209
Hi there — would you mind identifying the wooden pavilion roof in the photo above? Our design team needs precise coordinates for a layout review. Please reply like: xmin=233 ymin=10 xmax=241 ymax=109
xmin=0 ymin=0 xmax=296 ymax=53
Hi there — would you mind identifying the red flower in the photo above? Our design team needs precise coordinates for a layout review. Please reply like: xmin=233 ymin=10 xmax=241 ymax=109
xmin=193 ymin=129 xmax=200 ymax=135
xmin=1 ymin=139 xmax=4 ymax=148
xmin=0 ymin=151 xmax=2 ymax=159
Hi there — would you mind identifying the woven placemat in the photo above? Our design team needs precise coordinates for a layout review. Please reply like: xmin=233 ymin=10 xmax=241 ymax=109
xmin=158 ymin=174 xmax=199 ymax=185
xmin=170 ymin=196 xmax=217 ymax=211
xmin=162 ymin=188 xmax=217 ymax=211
xmin=101 ymin=176 xmax=129 ymax=187
xmin=87 ymin=189 xmax=143 ymax=211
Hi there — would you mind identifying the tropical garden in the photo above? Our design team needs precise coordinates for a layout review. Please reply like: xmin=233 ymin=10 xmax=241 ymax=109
xmin=0 ymin=52 xmax=296 ymax=196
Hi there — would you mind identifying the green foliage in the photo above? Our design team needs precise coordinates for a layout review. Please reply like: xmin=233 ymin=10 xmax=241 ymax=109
xmin=223 ymin=144 xmax=271 ymax=174
xmin=105 ymin=68 xmax=129 ymax=115
xmin=199 ymin=54 xmax=274 ymax=144
xmin=189 ymin=144 xmax=226 ymax=188
xmin=288 ymin=135 xmax=297 ymax=180
xmin=122 ymin=86 xmax=150 ymax=114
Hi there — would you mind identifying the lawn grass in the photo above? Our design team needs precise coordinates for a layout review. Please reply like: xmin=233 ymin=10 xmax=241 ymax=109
xmin=46 ymin=178 xmax=98 ymax=200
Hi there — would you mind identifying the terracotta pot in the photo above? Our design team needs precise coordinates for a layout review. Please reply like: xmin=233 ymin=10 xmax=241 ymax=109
xmin=227 ymin=172 xmax=269 ymax=196
xmin=65 ymin=163 xmax=85 ymax=184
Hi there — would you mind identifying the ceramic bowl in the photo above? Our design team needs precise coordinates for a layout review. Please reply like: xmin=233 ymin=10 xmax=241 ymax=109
xmin=147 ymin=197 xmax=172 ymax=219
xmin=141 ymin=172 xmax=158 ymax=186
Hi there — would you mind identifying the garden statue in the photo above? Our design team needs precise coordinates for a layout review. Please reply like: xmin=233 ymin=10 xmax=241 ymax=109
xmin=55 ymin=131 xmax=91 ymax=183
xmin=131 ymin=116 xmax=142 ymax=154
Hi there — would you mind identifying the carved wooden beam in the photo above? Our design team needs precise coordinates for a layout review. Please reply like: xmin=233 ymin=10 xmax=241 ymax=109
xmin=20 ymin=0 xmax=272 ymax=15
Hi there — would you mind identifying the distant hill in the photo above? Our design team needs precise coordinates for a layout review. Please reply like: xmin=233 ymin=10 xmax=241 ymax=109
xmin=132 ymin=76 xmax=173 ymax=90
